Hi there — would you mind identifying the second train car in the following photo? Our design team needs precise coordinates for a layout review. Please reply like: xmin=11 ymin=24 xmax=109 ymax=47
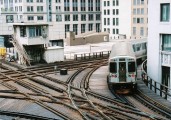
xmin=107 ymin=39 xmax=147 ymax=94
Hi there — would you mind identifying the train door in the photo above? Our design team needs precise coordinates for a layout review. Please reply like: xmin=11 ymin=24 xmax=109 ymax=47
xmin=119 ymin=62 xmax=126 ymax=82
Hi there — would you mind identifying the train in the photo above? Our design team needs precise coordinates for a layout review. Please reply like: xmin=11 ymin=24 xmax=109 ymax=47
xmin=107 ymin=38 xmax=147 ymax=94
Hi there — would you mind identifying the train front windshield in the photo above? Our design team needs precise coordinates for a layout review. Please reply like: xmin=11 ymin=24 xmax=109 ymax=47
xmin=128 ymin=62 xmax=136 ymax=72
xmin=110 ymin=62 xmax=117 ymax=73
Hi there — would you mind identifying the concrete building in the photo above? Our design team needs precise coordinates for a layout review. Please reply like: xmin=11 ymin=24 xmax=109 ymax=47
xmin=0 ymin=0 xmax=102 ymax=41
xmin=101 ymin=0 xmax=148 ymax=40
xmin=148 ymin=0 xmax=171 ymax=89
xmin=131 ymin=0 xmax=148 ymax=39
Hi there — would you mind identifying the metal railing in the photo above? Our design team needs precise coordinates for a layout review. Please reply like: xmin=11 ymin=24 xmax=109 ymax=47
xmin=73 ymin=51 xmax=111 ymax=60
xmin=141 ymin=60 xmax=171 ymax=100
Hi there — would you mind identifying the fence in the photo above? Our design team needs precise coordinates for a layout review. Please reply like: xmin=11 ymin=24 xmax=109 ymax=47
xmin=65 ymin=51 xmax=111 ymax=60
xmin=141 ymin=60 xmax=171 ymax=100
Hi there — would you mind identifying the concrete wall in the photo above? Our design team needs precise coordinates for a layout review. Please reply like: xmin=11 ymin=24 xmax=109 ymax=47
xmin=148 ymin=0 xmax=171 ymax=84
xmin=66 ymin=31 xmax=109 ymax=46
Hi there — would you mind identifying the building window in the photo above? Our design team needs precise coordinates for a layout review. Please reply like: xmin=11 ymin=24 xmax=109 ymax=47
xmin=56 ymin=0 xmax=60 ymax=3
xmin=37 ymin=16 xmax=43 ymax=20
xmin=72 ymin=0 xmax=78 ymax=11
xmin=96 ymin=14 xmax=101 ymax=20
xmin=107 ymin=1 xmax=110 ymax=6
xmin=88 ymin=24 xmax=93 ymax=31
xmin=73 ymin=14 xmax=78 ymax=21
xmin=133 ymin=18 xmax=136 ymax=23
xmin=96 ymin=23 xmax=100 ymax=32
xmin=116 ymin=0 xmax=119 ymax=6
xmin=65 ymin=15 xmax=70 ymax=21
xmin=104 ymin=10 xmax=106 ymax=15
xmin=113 ymin=0 xmax=115 ymax=6
xmin=113 ymin=29 xmax=115 ymax=34
xmin=161 ymin=3 xmax=170 ymax=22
xmin=81 ymin=0 xmax=86 ymax=11
xmin=88 ymin=14 xmax=93 ymax=21
xmin=137 ymin=0 xmax=140 ymax=5
xmin=140 ymin=18 xmax=144 ymax=23
xmin=20 ymin=26 xmax=26 ymax=37
xmin=6 ymin=15 xmax=14 ymax=23
xmin=65 ymin=24 xmax=70 ymax=38
xmin=162 ymin=34 xmax=171 ymax=51
xmin=37 ymin=6 xmax=43 ymax=12
xmin=64 ymin=0 xmax=70 ymax=11
xmin=96 ymin=0 xmax=100 ymax=11
xmin=116 ymin=29 xmax=119 ymax=34
xmin=28 ymin=16 xmax=34 ymax=20
xmin=113 ymin=18 xmax=115 ymax=25
xmin=27 ymin=0 xmax=33 ymax=2
xmin=73 ymin=24 xmax=78 ymax=35
xmin=116 ymin=9 xmax=119 ymax=15
xmin=81 ymin=14 xmax=86 ymax=21
xmin=133 ymin=27 xmax=136 ymax=35
xmin=133 ymin=9 xmax=136 ymax=15
xmin=116 ymin=18 xmax=119 ymax=25
xmin=27 ymin=6 xmax=34 ymax=12
xmin=56 ymin=15 xmax=62 ymax=21
xmin=107 ymin=18 xmax=110 ymax=25
xmin=104 ymin=18 xmax=106 ymax=25
xmin=107 ymin=9 xmax=110 ymax=15
xmin=137 ymin=18 xmax=140 ymax=23
xmin=37 ymin=0 xmax=43 ymax=2
xmin=56 ymin=6 xmax=61 ymax=12
xmin=141 ymin=8 xmax=144 ymax=14
xmin=137 ymin=8 xmax=140 ymax=14
xmin=88 ymin=0 xmax=93 ymax=11
xmin=141 ymin=0 xmax=144 ymax=5
xmin=104 ymin=1 xmax=106 ymax=6
xmin=113 ymin=9 xmax=115 ymax=15
xmin=140 ymin=27 xmax=144 ymax=36
xmin=29 ymin=26 xmax=42 ymax=37
xmin=133 ymin=0 xmax=136 ymax=5
xmin=81 ymin=24 xmax=86 ymax=33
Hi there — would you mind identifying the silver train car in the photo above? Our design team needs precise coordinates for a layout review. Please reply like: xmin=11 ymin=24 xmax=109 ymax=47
xmin=108 ymin=39 xmax=147 ymax=94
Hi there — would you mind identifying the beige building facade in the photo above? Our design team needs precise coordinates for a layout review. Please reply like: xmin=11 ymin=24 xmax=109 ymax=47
xmin=131 ymin=0 xmax=148 ymax=39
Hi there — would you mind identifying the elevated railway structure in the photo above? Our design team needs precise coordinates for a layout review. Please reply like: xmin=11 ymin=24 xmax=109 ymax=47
xmin=0 ymin=56 xmax=170 ymax=119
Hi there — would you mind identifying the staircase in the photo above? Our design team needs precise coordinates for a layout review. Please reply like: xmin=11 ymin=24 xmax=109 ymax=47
xmin=10 ymin=35 xmax=31 ymax=66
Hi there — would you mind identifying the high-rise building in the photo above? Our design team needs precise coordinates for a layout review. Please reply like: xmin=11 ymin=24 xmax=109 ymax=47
xmin=0 ymin=0 xmax=102 ymax=40
xmin=101 ymin=0 xmax=148 ymax=40
xmin=148 ymin=0 xmax=171 ymax=89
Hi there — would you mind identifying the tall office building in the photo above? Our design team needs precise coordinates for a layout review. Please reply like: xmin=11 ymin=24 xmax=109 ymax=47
xmin=102 ymin=0 xmax=148 ymax=40
xmin=0 ymin=0 xmax=102 ymax=40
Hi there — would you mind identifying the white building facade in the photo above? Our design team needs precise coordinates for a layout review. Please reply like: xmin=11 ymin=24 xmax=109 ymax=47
xmin=148 ymin=0 xmax=171 ymax=89
xmin=102 ymin=0 xmax=148 ymax=40
xmin=102 ymin=0 xmax=132 ymax=39
xmin=0 ymin=0 xmax=102 ymax=40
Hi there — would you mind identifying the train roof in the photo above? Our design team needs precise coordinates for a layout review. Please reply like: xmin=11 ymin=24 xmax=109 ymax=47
xmin=109 ymin=41 xmax=135 ymax=59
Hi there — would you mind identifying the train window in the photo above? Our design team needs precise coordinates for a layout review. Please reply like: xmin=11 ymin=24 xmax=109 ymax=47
xmin=110 ymin=62 xmax=117 ymax=73
xmin=128 ymin=62 xmax=135 ymax=72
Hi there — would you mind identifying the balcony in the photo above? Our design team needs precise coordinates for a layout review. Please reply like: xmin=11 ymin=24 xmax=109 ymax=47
xmin=161 ymin=51 xmax=171 ymax=66
xmin=19 ymin=36 xmax=47 ymax=45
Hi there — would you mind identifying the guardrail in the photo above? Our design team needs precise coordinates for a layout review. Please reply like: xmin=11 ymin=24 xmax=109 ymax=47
xmin=141 ymin=60 xmax=171 ymax=100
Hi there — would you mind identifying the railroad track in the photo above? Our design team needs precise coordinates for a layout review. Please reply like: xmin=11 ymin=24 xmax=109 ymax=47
xmin=0 ymin=59 xmax=169 ymax=119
